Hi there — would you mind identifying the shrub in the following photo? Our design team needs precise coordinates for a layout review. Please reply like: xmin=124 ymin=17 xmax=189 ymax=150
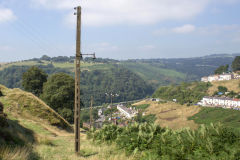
xmin=89 ymin=123 xmax=240 ymax=159
xmin=218 ymin=86 xmax=228 ymax=93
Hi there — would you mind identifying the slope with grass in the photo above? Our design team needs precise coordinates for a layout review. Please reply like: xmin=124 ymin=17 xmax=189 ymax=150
xmin=0 ymin=85 xmax=130 ymax=160
xmin=133 ymin=100 xmax=200 ymax=130
xmin=189 ymin=107 xmax=240 ymax=130
xmin=0 ymin=84 xmax=72 ymax=131
xmin=208 ymin=79 xmax=240 ymax=95
xmin=120 ymin=62 xmax=187 ymax=87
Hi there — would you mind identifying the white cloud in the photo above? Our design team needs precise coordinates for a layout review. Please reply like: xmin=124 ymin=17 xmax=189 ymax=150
xmin=154 ymin=24 xmax=240 ymax=36
xmin=30 ymin=0 xmax=210 ymax=26
xmin=0 ymin=7 xmax=16 ymax=23
xmin=172 ymin=24 xmax=196 ymax=34
xmin=154 ymin=24 xmax=196 ymax=35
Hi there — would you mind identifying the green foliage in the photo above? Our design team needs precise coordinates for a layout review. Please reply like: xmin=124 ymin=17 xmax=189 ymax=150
xmin=0 ymin=65 xmax=70 ymax=89
xmin=40 ymin=73 xmax=75 ymax=123
xmin=189 ymin=107 xmax=240 ymax=130
xmin=80 ymin=109 xmax=98 ymax=123
xmin=22 ymin=66 xmax=48 ymax=96
xmin=153 ymin=82 xmax=212 ymax=105
xmin=134 ymin=104 xmax=150 ymax=110
xmin=214 ymin=64 xmax=229 ymax=74
xmin=89 ymin=123 xmax=240 ymax=159
xmin=218 ymin=86 xmax=228 ymax=93
xmin=81 ymin=67 xmax=153 ymax=106
xmin=135 ymin=114 xmax=156 ymax=123
xmin=232 ymin=56 xmax=240 ymax=72
xmin=103 ymin=107 xmax=118 ymax=117
xmin=227 ymin=91 xmax=238 ymax=98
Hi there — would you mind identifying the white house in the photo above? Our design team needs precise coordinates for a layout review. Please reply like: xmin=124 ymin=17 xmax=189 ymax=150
xmin=219 ymin=74 xmax=233 ymax=81
xmin=201 ymin=77 xmax=208 ymax=82
xmin=201 ymin=73 xmax=234 ymax=82
xmin=117 ymin=104 xmax=137 ymax=119
xmin=201 ymin=96 xmax=240 ymax=109
xmin=208 ymin=75 xmax=219 ymax=82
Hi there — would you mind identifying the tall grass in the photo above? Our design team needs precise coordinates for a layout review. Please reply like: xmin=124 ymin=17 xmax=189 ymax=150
xmin=0 ymin=146 xmax=33 ymax=160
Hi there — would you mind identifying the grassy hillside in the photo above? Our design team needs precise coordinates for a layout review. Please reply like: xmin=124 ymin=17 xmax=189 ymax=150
xmin=0 ymin=85 xmax=72 ymax=131
xmin=133 ymin=100 xmax=200 ymax=130
xmin=0 ymin=85 xmax=130 ymax=160
xmin=121 ymin=62 xmax=186 ymax=87
xmin=208 ymin=79 xmax=240 ymax=95
xmin=135 ymin=99 xmax=240 ymax=131
xmin=189 ymin=107 xmax=240 ymax=130
xmin=1 ymin=53 xmax=238 ymax=90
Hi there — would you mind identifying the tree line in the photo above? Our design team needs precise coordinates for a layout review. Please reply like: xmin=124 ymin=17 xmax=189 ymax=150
xmin=21 ymin=66 xmax=153 ymax=123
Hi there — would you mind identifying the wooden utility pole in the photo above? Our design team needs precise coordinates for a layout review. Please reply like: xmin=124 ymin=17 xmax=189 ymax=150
xmin=74 ymin=6 xmax=96 ymax=154
xmin=90 ymin=96 xmax=93 ymax=128
xmin=74 ymin=6 xmax=82 ymax=154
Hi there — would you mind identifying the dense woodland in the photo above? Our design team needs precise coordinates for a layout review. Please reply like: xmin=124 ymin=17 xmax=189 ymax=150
xmin=0 ymin=64 xmax=70 ymax=88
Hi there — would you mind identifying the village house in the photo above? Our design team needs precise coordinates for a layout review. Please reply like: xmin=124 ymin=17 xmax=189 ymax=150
xmin=200 ymin=96 xmax=240 ymax=109
xmin=201 ymin=73 xmax=234 ymax=82
xmin=117 ymin=104 xmax=137 ymax=119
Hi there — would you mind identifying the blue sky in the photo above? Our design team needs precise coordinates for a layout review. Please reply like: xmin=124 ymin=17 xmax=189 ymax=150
xmin=0 ymin=0 xmax=240 ymax=62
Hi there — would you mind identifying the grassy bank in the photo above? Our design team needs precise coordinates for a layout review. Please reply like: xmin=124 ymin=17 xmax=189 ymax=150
xmin=133 ymin=101 xmax=200 ymax=130
xmin=189 ymin=107 xmax=240 ymax=130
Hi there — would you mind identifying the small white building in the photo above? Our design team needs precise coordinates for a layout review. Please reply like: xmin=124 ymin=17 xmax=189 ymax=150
xmin=201 ymin=77 xmax=208 ymax=82
xmin=117 ymin=104 xmax=137 ymax=119
xmin=98 ymin=108 xmax=104 ymax=116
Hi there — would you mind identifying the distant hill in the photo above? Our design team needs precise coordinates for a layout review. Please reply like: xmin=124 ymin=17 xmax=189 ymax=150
xmin=0 ymin=53 xmax=239 ymax=105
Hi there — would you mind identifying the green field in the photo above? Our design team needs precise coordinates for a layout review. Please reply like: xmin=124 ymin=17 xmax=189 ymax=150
xmin=121 ymin=62 xmax=187 ymax=87
xmin=189 ymin=107 xmax=240 ymax=130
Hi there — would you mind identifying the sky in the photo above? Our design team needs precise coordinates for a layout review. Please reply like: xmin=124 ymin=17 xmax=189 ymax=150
xmin=0 ymin=0 xmax=240 ymax=62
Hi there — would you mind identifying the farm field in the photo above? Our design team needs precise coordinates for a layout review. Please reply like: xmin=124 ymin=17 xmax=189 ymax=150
xmin=133 ymin=100 xmax=200 ymax=130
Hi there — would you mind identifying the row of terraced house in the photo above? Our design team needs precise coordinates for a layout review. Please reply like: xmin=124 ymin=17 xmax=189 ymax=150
xmin=198 ymin=96 xmax=240 ymax=109
xmin=201 ymin=72 xmax=240 ymax=82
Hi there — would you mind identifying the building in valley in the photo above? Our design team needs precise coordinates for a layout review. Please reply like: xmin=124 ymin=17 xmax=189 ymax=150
xmin=201 ymin=73 xmax=234 ymax=82
xmin=117 ymin=104 xmax=137 ymax=119
xmin=199 ymin=96 xmax=240 ymax=109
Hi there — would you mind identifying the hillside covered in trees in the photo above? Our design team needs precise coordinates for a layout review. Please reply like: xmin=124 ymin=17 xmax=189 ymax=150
xmin=0 ymin=63 xmax=153 ymax=107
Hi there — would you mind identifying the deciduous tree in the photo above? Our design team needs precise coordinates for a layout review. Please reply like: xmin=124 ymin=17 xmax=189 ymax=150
xmin=22 ymin=66 xmax=48 ymax=96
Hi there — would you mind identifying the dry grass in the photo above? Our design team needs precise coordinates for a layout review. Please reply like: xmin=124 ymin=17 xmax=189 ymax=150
xmin=134 ymin=100 xmax=200 ymax=130
xmin=0 ymin=146 xmax=31 ymax=160
xmin=0 ymin=84 xmax=72 ymax=131
xmin=0 ymin=84 xmax=131 ymax=159
xmin=208 ymin=79 xmax=240 ymax=95
xmin=35 ymin=133 xmax=133 ymax=160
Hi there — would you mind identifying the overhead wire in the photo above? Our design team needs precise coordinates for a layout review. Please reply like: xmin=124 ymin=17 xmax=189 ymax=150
xmin=0 ymin=2 xmax=75 ymax=58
